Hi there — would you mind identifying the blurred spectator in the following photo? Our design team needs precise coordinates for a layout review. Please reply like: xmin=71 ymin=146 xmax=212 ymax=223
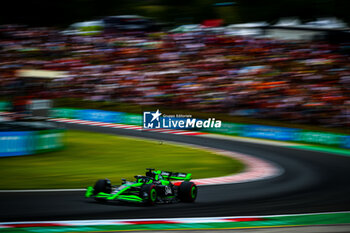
xmin=0 ymin=24 xmax=349 ymax=127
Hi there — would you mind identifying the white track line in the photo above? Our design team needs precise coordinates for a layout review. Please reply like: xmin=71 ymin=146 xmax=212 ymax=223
xmin=0 ymin=189 xmax=85 ymax=193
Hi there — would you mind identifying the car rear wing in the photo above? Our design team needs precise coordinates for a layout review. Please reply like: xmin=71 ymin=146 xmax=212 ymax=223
xmin=159 ymin=171 xmax=192 ymax=181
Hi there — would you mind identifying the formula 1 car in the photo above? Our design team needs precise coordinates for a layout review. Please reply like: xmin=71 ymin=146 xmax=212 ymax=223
xmin=85 ymin=168 xmax=197 ymax=205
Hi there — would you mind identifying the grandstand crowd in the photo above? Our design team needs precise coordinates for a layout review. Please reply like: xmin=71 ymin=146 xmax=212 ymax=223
xmin=0 ymin=25 xmax=350 ymax=127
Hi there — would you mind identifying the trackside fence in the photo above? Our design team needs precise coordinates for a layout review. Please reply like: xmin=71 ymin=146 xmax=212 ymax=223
xmin=0 ymin=129 xmax=65 ymax=157
xmin=50 ymin=108 xmax=350 ymax=149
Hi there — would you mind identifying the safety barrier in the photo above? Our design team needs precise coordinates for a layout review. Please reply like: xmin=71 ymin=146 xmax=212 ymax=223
xmin=50 ymin=108 xmax=350 ymax=149
xmin=203 ymin=123 xmax=350 ymax=149
xmin=0 ymin=129 xmax=65 ymax=157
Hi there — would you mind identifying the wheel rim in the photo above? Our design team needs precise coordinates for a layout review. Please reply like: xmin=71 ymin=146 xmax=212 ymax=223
xmin=150 ymin=189 xmax=156 ymax=202
xmin=191 ymin=186 xmax=197 ymax=199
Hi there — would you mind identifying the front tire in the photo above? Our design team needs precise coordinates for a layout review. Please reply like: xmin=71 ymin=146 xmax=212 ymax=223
xmin=141 ymin=184 xmax=157 ymax=205
xmin=178 ymin=181 xmax=197 ymax=202
xmin=93 ymin=179 xmax=112 ymax=202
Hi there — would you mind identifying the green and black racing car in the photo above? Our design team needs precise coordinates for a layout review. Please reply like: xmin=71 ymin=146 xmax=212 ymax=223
xmin=85 ymin=168 xmax=197 ymax=205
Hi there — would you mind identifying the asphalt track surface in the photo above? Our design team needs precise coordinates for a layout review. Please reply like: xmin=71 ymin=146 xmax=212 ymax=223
xmin=1 ymin=123 xmax=350 ymax=222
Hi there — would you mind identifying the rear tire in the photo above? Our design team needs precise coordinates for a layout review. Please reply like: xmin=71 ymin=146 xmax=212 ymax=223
xmin=141 ymin=184 xmax=157 ymax=206
xmin=93 ymin=179 xmax=112 ymax=202
xmin=178 ymin=181 xmax=197 ymax=202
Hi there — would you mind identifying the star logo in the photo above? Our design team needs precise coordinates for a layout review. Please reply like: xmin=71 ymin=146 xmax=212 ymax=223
xmin=143 ymin=109 xmax=163 ymax=129
xmin=150 ymin=109 xmax=162 ymax=122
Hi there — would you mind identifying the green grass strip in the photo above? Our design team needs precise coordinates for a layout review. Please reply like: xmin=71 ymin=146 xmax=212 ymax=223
xmin=0 ymin=130 xmax=244 ymax=189
xmin=2 ymin=212 xmax=350 ymax=232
